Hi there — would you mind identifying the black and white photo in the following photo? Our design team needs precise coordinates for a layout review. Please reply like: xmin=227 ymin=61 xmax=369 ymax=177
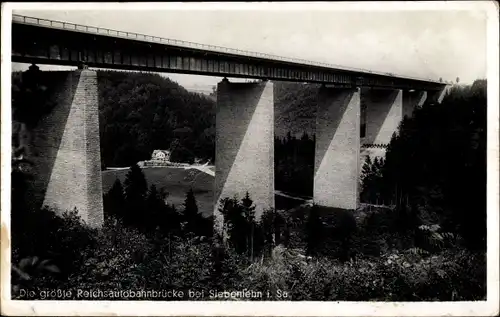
xmin=1 ymin=2 xmax=499 ymax=316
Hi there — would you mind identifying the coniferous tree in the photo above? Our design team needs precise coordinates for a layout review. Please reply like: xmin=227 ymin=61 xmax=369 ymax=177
xmin=274 ymin=132 xmax=315 ymax=197
xmin=160 ymin=203 xmax=182 ymax=238
xmin=103 ymin=178 xmax=126 ymax=222
xmin=260 ymin=208 xmax=287 ymax=258
xmin=183 ymin=188 xmax=202 ymax=236
xmin=123 ymin=164 xmax=148 ymax=227
xmin=360 ymin=155 xmax=373 ymax=202
xmin=359 ymin=80 xmax=487 ymax=250
xmin=241 ymin=192 xmax=256 ymax=259
xmin=145 ymin=184 xmax=166 ymax=232
xmin=219 ymin=197 xmax=248 ymax=255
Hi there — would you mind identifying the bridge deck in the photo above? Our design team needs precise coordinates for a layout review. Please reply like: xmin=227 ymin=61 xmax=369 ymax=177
xmin=11 ymin=14 xmax=446 ymax=90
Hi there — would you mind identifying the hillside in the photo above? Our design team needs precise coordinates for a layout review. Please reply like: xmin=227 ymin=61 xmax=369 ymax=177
xmin=97 ymin=71 xmax=216 ymax=168
xmin=274 ymin=82 xmax=319 ymax=138
xmin=98 ymin=73 xmax=319 ymax=168
xmin=97 ymin=72 xmax=320 ymax=167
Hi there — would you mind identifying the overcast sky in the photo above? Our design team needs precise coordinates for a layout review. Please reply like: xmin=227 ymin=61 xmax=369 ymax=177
xmin=11 ymin=3 xmax=488 ymax=93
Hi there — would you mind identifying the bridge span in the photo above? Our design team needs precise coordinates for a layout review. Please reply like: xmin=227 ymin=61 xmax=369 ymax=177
xmin=11 ymin=15 xmax=449 ymax=229
xmin=12 ymin=14 xmax=446 ymax=90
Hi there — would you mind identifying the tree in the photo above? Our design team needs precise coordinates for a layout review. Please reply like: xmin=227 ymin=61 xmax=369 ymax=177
xmin=210 ymin=85 xmax=217 ymax=98
xmin=183 ymin=188 xmax=201 ymax=236
xmin=260 ymin=208 xmax=287 ymax=257
xmin=241 ymin=192 xmax=256 ymax=259
xmin=274 ymin=132 xmax=315 ymax=197
xmin=144 ymin=184 xmax=166 ymax=232
xmin=123 ymin=164 xmax=148 ymax=226
xmin=218 ymin=196 xmax=253 ymax=256
xmin=158 ymin=203 xmax=183 ymax=239
xmin=103 ymin=179 xmax=126 ymax=222
xmin=12 ymin=66 xmax=55 ymax=129
xmin=359 ymin=79 xmax=487 ymax=250
xmin=305 ymin=205 xmax=324 ymax=256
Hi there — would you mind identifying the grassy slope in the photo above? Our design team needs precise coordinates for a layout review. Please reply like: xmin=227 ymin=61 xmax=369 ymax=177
xmin=102 ymin=167 xmax=214 ymax=216
xmin=102 ymin=167 xmax=304 ymax=216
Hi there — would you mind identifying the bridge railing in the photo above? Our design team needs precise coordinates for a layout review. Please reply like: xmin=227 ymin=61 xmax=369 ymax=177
xmin=12 ymin=14 xmax=441 ymax=84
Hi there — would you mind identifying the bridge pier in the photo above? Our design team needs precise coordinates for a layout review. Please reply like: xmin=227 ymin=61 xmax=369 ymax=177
xmin=362 ymin=88 xmax=403 ymax=147
xmin=403 ymin=90 xmax=427 ymax=119
xmin=36 ymin=70 xmax=103 ymax=228
xmin=427 ymin=87 xmax=448 ymax=104
xmin=214 ymin=79 xmax=274 ymax=231
xmin=314 ymin=87 xmax=361 ymax=210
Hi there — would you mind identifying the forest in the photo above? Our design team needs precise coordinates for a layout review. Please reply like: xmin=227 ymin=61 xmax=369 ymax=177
xmin=96 ymin=71 xmax=215 ymax=167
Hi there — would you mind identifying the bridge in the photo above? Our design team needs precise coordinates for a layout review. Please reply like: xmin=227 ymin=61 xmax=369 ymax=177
xmin=12 ymin=14 xmax=447 ymax=90
xmin=11 ymin=15 xmax=449 ymax=229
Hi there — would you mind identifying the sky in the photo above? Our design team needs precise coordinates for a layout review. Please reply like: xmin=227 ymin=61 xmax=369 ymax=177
xmin=11 ymin=3 xmax=488 ymax=93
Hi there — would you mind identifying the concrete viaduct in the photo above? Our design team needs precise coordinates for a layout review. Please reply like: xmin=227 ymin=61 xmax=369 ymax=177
xmin=11 ymin=15 xmax=449 ymax=229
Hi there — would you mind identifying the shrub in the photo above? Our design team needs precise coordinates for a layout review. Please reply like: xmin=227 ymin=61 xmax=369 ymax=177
xmin=13 ymin=208 xmax=485 ymax=301
xmin=11 ymin=256 xmax=61 ymax=299
xmin=11 ymin=207 xmax=97 ymax=279
xmin=242 ymin=246 xmax=485 ymax=301
xmin=67 ymin=217 xmax=154 ymax=290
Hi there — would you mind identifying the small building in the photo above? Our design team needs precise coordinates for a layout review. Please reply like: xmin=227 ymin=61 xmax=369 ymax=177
xmin=151 ymin=150 xmax=171 ymax=162
xmin=140 ymin=149 xmax=191 ymax=168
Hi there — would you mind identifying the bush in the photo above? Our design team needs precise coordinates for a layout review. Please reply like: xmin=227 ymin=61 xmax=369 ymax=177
xmin=65 ymin=217 xmax=154 ymax=290
xmin=243 ymin=246 xmax=486 ymax=301
xmin=11 ymin=207 xmax=97 ymax=279
xmin=13 ymin=207 xmax=485 ymax=301
xmin=350 ymin=206 xmax=415 ymax=257
xmin=303 ymin=205 xmax=358 ymax=261
xmin=11 ymin=207 xmax=98 ymax=299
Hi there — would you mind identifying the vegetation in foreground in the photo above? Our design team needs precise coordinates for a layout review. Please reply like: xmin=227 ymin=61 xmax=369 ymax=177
xmin=10 ymin=203 xmax=486 ymax=301
xmin=11 ymin=71 xmax=487 ymax=300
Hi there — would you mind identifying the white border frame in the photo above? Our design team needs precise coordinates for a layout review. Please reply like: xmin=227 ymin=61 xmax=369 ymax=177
xmin=1 ymin=2 xmax=499 ymax=316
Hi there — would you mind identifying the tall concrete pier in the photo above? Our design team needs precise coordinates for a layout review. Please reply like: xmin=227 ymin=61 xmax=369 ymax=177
xmin=314 ymin=87 xmax=361 ymax=210
xmin=428 ymin=87 xmax=449 ymax=104
xmin=403 ymin=90 xmax=427 ymax=119
xmin=35 ymin=70 xmax=104 ymax=228
xmin=363 ymin=88 xmax=403 ymax=146
xmin=214 ymin=80 xmax=275 ymax=229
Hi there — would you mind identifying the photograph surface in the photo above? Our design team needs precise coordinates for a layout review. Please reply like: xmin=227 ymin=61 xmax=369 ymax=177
xmin=1 ymin=2 xmax=498 ymax=316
